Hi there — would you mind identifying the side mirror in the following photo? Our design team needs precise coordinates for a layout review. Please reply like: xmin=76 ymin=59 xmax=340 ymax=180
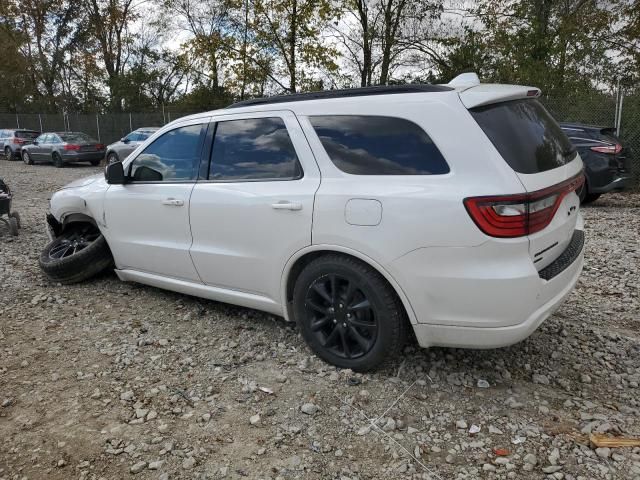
xmin=105 ymin=161 xmax=125 ymax=184
xmin=33 ymin=141 xmax=39 ymax=145
xmin=122 ymin=137 xmax=130 ymax=144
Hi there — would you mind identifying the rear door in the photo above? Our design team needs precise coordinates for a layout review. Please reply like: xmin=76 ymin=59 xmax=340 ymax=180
xmin=189 ymin=111 xmax=320 ymax=303
xmin=469 ymin=98 xmax=583 ymax=270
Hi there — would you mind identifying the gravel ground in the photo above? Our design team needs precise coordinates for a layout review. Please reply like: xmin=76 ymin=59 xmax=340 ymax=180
xmin=1 ymin=160 xmax=639 ymax=480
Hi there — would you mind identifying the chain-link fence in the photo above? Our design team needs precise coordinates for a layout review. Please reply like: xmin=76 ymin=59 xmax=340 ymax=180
xmin=542 ymin=92 xmax=640 ymax=189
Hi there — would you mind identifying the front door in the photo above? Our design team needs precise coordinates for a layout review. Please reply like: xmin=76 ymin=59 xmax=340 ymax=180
xmin=189 ymin=111 xmax=320 ymax=302
xmin=102 ymin=119 xmax=210 ymax=281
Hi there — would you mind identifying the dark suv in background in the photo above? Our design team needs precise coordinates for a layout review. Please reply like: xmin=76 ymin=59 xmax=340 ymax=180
xmin=0 ymin=129 xmax=40 ymax=160
xmin=560 ymin=123 xmax=632 ymax=204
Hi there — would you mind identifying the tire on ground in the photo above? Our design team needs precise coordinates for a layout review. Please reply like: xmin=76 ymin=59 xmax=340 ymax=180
xmin=582 ymin=192 xmax=601 ymax=204
xmin=39 ymin=227 xmax=113 ymax=284
xmin=292 ymin=253 xmax=407 ymax=372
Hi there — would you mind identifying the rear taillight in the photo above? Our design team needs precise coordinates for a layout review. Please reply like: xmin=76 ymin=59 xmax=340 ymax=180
xmin=12 ymin=138 xmax=25 ymax=145
xmin=96 ymin=144 xmax=105 ymax=150
xmin=464 ymin=173 xmax=584 ymax=238
xmin=590 ymin=144 xmax=622 ymax=154
xmin=64 ymin=144 xmax=81 ymax=151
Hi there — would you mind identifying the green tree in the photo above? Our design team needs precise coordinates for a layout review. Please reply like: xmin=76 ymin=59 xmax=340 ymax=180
xmin=252 ymin=0 xmax=338 ymax=92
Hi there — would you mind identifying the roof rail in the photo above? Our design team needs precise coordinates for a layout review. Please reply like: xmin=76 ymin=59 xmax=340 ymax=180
xmin=227 ymin=84 xmax=453 ymax=109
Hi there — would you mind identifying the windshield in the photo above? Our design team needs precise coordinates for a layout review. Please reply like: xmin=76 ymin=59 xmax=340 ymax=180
xmin=470 ymin=99 xmax=577 ymax=174
xmin=59 ymin=133 xmax=94 ymax=143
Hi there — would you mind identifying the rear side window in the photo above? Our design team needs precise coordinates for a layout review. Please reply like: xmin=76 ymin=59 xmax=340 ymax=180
xmin=209 ymin=117 xmax=302 ymax=181
xmin=309 ymin=115 xmax=449 ymax=175
xmin=16 ymin=131 xmax=39 ymax=139
xmin=471 ymin=99 xmax=577 ymax=174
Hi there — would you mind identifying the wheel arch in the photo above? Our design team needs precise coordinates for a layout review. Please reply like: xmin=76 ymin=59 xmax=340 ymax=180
xmin=281 ymin=245 xmax=418 ymax=325
xmin=61 ymin=213 xmax=97 ymax=230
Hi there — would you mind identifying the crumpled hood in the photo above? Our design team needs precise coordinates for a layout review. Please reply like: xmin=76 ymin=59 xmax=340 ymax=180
xmin=60 ymin=173 xmax=103 ymax=190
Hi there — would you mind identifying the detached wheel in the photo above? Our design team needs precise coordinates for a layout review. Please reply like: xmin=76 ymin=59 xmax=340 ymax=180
xmin=52 ymin=152 xmax=64 ymax=168
xmin=39 ymin=223 xmax=113 ymax=284
xmin=22 ymin=151 xmax=33 ymax=165
xmin=293 ymin=254 xmax=407 ymax=371
xmin=8 ymin=217 xmax=18 ymax=236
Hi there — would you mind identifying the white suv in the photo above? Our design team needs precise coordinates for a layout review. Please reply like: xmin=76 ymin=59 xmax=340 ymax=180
xmin=41 ymin=74 xmax=585 ymax=371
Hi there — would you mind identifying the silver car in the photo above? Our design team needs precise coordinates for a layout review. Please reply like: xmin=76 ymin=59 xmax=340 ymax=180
xmin=105 ymin=127 xmax=159 ymax=164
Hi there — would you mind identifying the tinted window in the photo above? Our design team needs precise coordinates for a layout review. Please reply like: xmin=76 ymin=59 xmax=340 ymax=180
xmin=130 ymin=124 xmax=204 ymax=182
xmin=209 ymin=117 xmax=301 ymax=180
xmin=124 ymin=132 xmax=138 ymax=142
xmin=309 ymin=115 xmax=449 ymax=175
xmin=16 ymin=131 xmax=39 ymax=139
xmin=34 ymin=134 xmax=46 ymax=143
xmin=137 ymin=131 xmax=154 ymax=141
xmin=470 ymin=99 xmax=576 ymax=174
xmin=59 ymin=133 xmax=93 ymax=143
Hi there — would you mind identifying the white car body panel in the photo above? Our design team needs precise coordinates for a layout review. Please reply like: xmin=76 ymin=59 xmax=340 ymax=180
xmin=189 ymin=110 xmax=320 ymax=301
xmin=47 ymin=81 xmax=585 ymax=351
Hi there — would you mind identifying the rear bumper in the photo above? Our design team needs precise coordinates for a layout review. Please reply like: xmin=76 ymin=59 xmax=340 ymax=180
xmin=412 ymin=245 xmax=583 ymax=348
xmin=61 ymin=151 xmax=105 ymax=162
xmin=390 ymin=228 xmax=585 ymax=349
xmin=590 ymin=175 xmax=631 ymax=193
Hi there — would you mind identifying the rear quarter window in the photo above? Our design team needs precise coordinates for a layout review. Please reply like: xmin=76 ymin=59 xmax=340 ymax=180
xmin=309 ymin=115 xmax=449 ymax=175
xmin=471 ymin=99 xmax=576 ymax=174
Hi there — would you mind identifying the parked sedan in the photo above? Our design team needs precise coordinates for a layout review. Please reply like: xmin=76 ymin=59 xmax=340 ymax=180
xmin=21 ymin=132 xmax=105 ymax=168
xmin=0 ymin=129 xmax=40 ymax=160
xmin=105 ymin=127 xmax=159 ymax=164
xmin=560 ymin=123 xmax=632 ymax=204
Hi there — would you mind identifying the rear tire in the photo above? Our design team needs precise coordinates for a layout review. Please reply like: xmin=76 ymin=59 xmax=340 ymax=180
xmin=582 ymin=193 xmax=601 ymax=204
xmin=90 ymin=159 xmax=100 ymax=166
xmin=39 ymin=223 xmax=113 ymax=284
xmin=22 ymin=151 xmax=33 ymax=165
xmin=52 ymin=152 xmax=64 ymax=168
xmin=5 ymin=147 xmax=12 ymax=161
xmin=292 ymin=254 xmax=407 ymax=372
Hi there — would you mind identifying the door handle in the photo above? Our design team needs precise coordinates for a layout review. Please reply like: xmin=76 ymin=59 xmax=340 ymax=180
xmin=271 ymin=201 xmax=303 ymax=211
xmin=162 ymin=198 xmax=184 ymax=206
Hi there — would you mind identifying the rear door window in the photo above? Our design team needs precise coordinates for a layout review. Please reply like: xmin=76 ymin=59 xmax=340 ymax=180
xmin=209 ymin=117 xmax=302 ymax=181
xmin=309 ymin=115 xmax=449 ymax=175
xmin=470 ymin=99 xmax=577 ymax=174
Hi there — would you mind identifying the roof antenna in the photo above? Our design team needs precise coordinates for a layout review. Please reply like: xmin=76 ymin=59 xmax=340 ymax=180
xmin=448 ymin=72 xmax=480 ymax=87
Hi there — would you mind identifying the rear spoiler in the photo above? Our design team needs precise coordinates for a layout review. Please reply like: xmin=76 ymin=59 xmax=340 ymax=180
xmin=446 ymin=73 xmax=541 ymax=109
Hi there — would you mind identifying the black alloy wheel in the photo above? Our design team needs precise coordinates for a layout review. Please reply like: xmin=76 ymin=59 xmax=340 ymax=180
xmin=293 ymin=254 xmax=407 ymax=371
xmin=48 ymin=224 xmax=100 ymax=260
xmin=304 ymin=273 xmax=378 ymax=360
xmin=39 ymin=222 xmax=113 ymax=284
